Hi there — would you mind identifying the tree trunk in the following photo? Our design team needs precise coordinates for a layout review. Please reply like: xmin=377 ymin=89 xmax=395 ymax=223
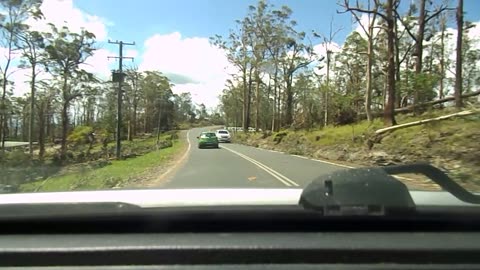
xmin=61 ymin=102 xmax=68 ymax=159
xmin=405 ymin=57 xmax=410 ymax=106
xmin=29 ymin=65 xmax=36 ymax=157
xmin=271 ymin=65 xmax=278 ymax=132
xmin=130 ymin=91 xmax=138 ymax=140
xmin=242 ymin=71 xmax=248 ymax=132
xmin=254 ymin=71 xmax=261 ymax=131
xmin=438 ymin=17 xmax=447 ymax=99
xmin=277 ymin=86 xmax=282 ymax=127
xmin=246 ymin=67 xmax=253 ymax=130
xmin=454 ymin=0 xmax=463 ymax=108
xmin=324 ymin=51 xmax=331 ymax=127
xmin=38 ymin=103 xmax=45 ymax=160
xmin=394 ymin=16 xmax=402 ymax=109
xmin=413 ymin=0 xmax=426 ymax=113
xmin=60 ymin=74 xmax=69 ymax=160
xmin=0 ymin=37 xmax=13 ymax=151
xmin=365 ymin=24 xmax=374 ymax=122
xmin=271 ymin=79 xmax=277 ymax=132
xmin=46 ymin=109 xmax=51 ymax=140
xmin=133 ymin=77 xmax=138 ymax=137
xmin=14 ymin=116 xmax=18 ymax=139
xmin=384 ymin=0 xmax=397 ymax=127
xmin=265 ymin=80 xmax=271 ymax=131
xmin=0 ymin=75 xmax=8 ymax=150
xmin=285 ymin=76 xmax=293 ymax=126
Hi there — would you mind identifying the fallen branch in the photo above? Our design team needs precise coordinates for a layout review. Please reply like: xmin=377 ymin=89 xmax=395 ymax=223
xmin=394 ymin=90 xmax=480 ymax=114
xmin=359 ymin=90 xmax=480 ymax=119
xmin=375 ymin=109 xmax=479 ymax=135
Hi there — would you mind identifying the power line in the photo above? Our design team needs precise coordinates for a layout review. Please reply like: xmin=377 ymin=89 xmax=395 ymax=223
xmin=107 ymin=40 xmax=135 ymax=159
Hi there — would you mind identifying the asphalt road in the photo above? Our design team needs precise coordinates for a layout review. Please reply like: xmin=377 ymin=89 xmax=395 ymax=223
xmin=163 ymin=127 xmax=349 ymax=189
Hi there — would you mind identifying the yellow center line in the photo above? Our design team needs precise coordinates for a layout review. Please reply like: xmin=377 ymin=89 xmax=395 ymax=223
xmin=221 ymin=145 xmax=299 ymax=187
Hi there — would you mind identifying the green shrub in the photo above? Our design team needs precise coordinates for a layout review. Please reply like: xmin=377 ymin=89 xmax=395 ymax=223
xmin=273 ymin=131 xmax=288 ymax=144
xmin=68 ymin=126 xmax=93 ymax=145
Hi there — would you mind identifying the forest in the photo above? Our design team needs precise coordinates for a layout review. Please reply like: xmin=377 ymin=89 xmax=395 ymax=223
xmin=0 ymin=0 xmax=222 ymax=188
xmin=0 ymin=0 xmax=222 ymax=156
xmin=214 ymin=0 xmax=479 ymax=132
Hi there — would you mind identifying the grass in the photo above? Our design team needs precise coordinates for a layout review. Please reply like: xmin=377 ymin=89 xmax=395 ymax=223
xmin=291 ymin=108 xmax=476 ymax=148
xmin=234 ymin=107 xmax=480 ymax=158
xmin=20 ymin=139 xmax=184 ymax=192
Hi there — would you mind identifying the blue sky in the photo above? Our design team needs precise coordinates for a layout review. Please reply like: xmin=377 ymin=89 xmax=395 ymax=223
xmin=68 ymin=0 xmax=480 ymax=107
xmin=78 ymin=0 xmax=351 ymax=46
xmin=10 ymin=0 xmax=480 ymax=107
xmin=77 ymin=0 xmax=480 ymax=49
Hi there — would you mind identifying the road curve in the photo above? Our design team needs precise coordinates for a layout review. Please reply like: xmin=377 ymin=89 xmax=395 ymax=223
xmin=162 ymin=127 xmax=347 ymax=189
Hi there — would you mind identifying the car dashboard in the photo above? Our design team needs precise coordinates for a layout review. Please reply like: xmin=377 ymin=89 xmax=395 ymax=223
xmin=1 ymin=205 xmax=480 ymax=269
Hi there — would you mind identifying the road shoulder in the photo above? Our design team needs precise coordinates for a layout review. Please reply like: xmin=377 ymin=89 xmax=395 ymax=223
xmin=129 ymin=130 xmax=191 ymax=188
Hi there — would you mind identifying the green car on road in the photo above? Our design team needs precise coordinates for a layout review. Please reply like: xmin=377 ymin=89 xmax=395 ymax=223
xmin=197 ymin=132 xmax=219 ymax=149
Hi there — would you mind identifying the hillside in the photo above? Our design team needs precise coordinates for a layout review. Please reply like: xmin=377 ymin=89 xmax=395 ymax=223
xmin=233 ymin=108 xmax=480 ymax=191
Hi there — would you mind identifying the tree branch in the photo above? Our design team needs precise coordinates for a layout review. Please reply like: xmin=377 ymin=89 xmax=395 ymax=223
xmin=337 ymin=2 xmax=388 ymax=21
xmin=398 ymin=43 xmax=414 ymax=65
xmin=375 ymin=109 xmax=479 ymax=135
xmin=425 ymin=6 xmax=453 ymax=23
xmin=349 ymin=9 xmax=369 ymax=36
xmin=394 ymin=10 xmax=417 ymax=42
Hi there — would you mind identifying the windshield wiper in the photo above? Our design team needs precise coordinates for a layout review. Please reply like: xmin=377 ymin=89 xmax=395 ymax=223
xmin=300 ymin=163 xmax=480 ymax=216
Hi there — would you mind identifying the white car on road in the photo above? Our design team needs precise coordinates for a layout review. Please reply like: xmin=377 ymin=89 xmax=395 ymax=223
xmin=215 ymin=129 xmax=231 ymax=143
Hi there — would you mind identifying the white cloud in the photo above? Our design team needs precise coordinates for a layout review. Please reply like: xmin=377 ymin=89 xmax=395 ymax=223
xmin=9 ymin=68 xmax=31 ymax=96
xmin=125 ymin=49 xmax=138 ymax=58
xmin=139 ymin=32 xmax=232 ymax=107
xmin=9 ymin=67 xmax=53 ymax=97
xmin=467 ymin=22 xmax=480 ymax=43
xmin=27 ymin=0 xmax=110 ymax=41
xmin=172 ymin=81 xmax=225 ymax=108
xmin=312 ymin=41 xmax=341 ymax=77
xmin=4 ymin=0 xmax=113 ymax=97
xmin=82 ymin=48 xmax=116 ymax=80
xmin=313 ymin=41 xmax=342 ymax=57
xmin=353 ymin=13 xmax=382 ymax=39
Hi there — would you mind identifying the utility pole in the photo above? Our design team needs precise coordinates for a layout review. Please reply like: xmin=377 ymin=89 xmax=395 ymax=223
xmin=108 ymin=40 xmax=135 ymax=159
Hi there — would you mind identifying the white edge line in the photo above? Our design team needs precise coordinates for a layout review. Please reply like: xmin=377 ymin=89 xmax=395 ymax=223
xmin=291 ymin=155 xmax=310 ymax=160
xmin=222 ymin=145 xmax=299 ymax=187
xmin=292 ymin=154 xmax=416 ymax=182
xmin=306 ymin=157 xmax=354 ymax=169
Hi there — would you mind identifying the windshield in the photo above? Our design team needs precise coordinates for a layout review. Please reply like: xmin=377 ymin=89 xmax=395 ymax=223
xmin=201 ymin=132 xmax=216 ymax=138
xmin=0 ymin=0 xmax=479 ymax=208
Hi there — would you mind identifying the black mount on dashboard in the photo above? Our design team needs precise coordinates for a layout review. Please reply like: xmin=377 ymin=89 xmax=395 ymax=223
xmin=300 ymin=163 xmax=480 ymax=215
